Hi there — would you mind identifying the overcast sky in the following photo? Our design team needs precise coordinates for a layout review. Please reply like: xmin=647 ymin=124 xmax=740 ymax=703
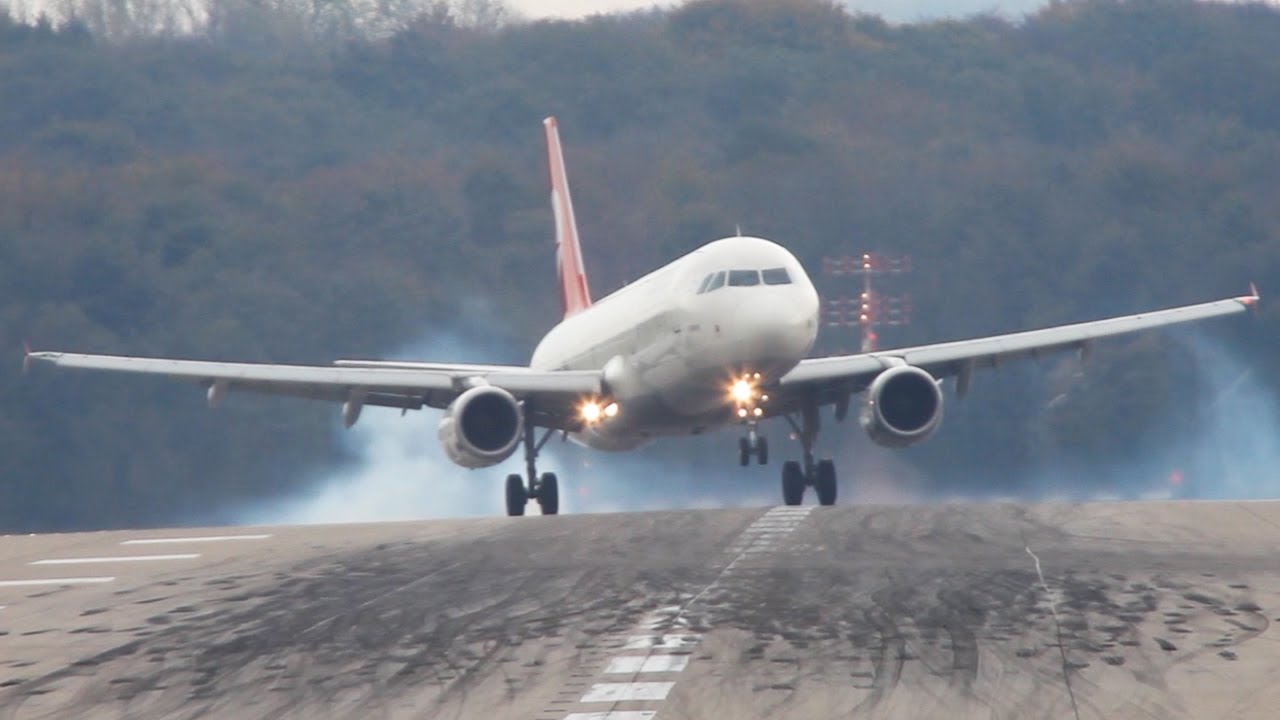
xmin=507 ymin=0 xmax=1053 ymax=23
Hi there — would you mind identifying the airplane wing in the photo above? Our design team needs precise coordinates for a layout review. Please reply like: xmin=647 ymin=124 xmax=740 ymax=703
xmin=23 ymin=351 xmax=602 ymax=431
xmin=772 ymin=287 xmax=1259 ymax=414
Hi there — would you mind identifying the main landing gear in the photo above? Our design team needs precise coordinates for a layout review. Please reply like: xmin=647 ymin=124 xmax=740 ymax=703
xmin=506 ymin=424 xmax=559 ymax=517
xmin=779 ymin=405 xmax=837 ymax=507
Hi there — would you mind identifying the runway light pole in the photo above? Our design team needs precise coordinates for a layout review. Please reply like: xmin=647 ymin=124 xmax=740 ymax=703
xmin=820 ymin=253 xmax=912 ymax=353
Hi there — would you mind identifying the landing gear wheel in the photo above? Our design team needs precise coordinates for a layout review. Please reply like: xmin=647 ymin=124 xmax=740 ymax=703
xmin=537 ymin=472 xmax=559 ymax=515
xmin=756 ymin=436 xmax=769 ymax=465
xmin=739 ymin=437 xmax=751 ymax=467
xmin=814 ymin=459 xmax=837 ymax=506
xmin=505 ymin=474 xmax=527 ymax=517
xmin=781 ymin=461 xmax=805 ymax=506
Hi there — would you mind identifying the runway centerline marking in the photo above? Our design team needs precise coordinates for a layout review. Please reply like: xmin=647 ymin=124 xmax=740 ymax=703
xmin=31 ymin=554 xmax=200 ymax=565
xmin=553 ymin=508 xmax=814 ymax=720
xmin=606 ymin=655 xmax=689 ymax=674
xmin=121 ymin=534 xmax=272 ymax=545
xmin=580 ymin=682 xmax=674 ymax=703
xmin=0 ymin=577 xmax=115 ymax=587
xmin=623 ymin=634 xmax=699 ymax=650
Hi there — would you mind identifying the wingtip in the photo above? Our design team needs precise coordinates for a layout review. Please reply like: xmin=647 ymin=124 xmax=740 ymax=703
xmin=1240 ymin=282 xmax=1260 ymax=307
xmin=21 ymin=340 xmax=32 ymax=374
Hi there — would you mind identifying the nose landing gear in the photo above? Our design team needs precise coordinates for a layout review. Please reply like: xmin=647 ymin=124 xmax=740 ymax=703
xmin=738 ymin=423 xmax=769 ymax=466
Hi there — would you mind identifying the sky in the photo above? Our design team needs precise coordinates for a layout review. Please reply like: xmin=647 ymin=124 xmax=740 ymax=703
xmin=508 ymin=0 xmax=1053 ymax=23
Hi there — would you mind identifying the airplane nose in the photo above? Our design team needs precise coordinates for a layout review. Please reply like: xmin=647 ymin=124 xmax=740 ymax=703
xmin=741 ymin=291 xmax=818 ymax=365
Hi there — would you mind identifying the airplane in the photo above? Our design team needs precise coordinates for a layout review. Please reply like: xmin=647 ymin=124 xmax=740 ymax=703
xmin=27 ymin=117 xmax=1260 ymax=517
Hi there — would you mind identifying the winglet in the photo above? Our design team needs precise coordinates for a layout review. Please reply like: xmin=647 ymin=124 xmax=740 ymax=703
xmin=1237 ymin=282 xmax=1260 ymax=309
xmin=22 ymin=340 xmax=31 ymax=374
xmin=543 ymin=116 xmax=593 ymax=319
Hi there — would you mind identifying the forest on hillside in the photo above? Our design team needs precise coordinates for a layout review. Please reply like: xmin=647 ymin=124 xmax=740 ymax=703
xmin=1 ymin=0 xmax=1278 ymax=531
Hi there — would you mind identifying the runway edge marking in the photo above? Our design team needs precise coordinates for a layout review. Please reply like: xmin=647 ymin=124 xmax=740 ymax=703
xmin=31 ymin=553 xmax=200 ymax=565
xmin=563 ymin=707 xmax=655 ymax=712
xmin=0 ymin=576 xmax=116 ymax=587
xmin=121 ymin=533 xmax=272 ymax=545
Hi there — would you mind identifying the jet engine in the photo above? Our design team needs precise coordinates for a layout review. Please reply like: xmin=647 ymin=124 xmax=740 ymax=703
xmin=860 ymin=365 xmax=944 ymax=448
xmin=438 ymin=386 xmax=523 ymax=468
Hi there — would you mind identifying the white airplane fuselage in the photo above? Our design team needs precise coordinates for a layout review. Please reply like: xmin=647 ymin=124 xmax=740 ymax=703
xmin=530 ymin=235 xmax=820 ymax=450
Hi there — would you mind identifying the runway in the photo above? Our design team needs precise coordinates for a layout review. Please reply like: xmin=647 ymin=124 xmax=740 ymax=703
xmin=3 ymin=500 xmax=1280 ymax=719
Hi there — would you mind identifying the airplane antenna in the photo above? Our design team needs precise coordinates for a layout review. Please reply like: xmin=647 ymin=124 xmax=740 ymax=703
xmin=735 ymin=224 xmax=743 ymax=237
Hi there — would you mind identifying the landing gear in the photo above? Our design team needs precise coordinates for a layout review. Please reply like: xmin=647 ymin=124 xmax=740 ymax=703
xmin=738 ymin=423 xmax=768 ymax=466
xmin=505 ymin=474 xmax=527 ymax=516
xmin=814 ymin=459 xmax=837 ymax=506
xmin=779 ymin=404 xmax=838 ymax=506
xmin=506 ymin=424 xmax=559 ymax=517
xmin=537 ymin=472 xmax=559 ymax=515
xmin=781 ymin=461 xmax=804 ymax=505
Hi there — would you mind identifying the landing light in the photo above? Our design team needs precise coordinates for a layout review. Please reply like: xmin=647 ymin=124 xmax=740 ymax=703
xmin=731 ymin=379 xmax=753 ymax=404
xmin=580 ymin=399 xmax=619 ymax=425
xmin=737 ymin=408 xmax=749 ymax=418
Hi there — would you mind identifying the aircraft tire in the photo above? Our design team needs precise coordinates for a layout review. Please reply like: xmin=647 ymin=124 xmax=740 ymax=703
xmin=757 ymin=436 xmax=769 ymax=465
xmin=782 ymin=461 xmax=805 ymax=506
xmin=815 ymin=460 xmax=837 ymax=506
xmin=738 ymin=437 xmax=750 ymax=467
xmin=537 ymin=472 xmax=560 ymax=515
xmin=505 ymin=474 xmax=527 ymax=517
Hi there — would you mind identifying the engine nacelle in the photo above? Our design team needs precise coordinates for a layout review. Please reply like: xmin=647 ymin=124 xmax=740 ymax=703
xmin=860 ymin=365 xmax=944 ymax=448
xmin=438 ymin=386 xmax=523 ymax=468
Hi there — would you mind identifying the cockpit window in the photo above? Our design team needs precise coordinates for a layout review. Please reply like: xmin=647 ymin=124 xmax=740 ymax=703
xmin=706 ymin=271 xmax=726 ymax=292
xmin=696 ymin=273 xmax=714 ymax=294
xmin=762 ymin=267 xmax=792 ymax=285
xmin=727 ymin=270 xmax=760 ymax=287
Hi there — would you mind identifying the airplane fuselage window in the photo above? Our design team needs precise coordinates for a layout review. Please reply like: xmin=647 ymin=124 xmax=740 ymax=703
xmin=728 ymin=270 xmax=761 ymax=287
xmin=762 ymin=267 xmax=792 ymax=285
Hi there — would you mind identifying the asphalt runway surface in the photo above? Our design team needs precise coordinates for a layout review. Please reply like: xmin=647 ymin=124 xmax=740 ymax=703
xmin=3 ymin=500 xmax=1280 ymax=719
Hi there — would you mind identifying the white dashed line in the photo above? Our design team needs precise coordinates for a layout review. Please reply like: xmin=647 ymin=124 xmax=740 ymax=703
xmin=606 ymin=655 xmax=689 ymax=674
xmin=563 ymin=707 xmax=655 ymax=712
xmin=553 ymin=508 xmax=816 ymax=720
xmin=623 ymin=634 xmax=700 ymax=650
xmin=580 ymin=682 xmax=674 ymax=703
xmin=121 ymin=534 xmax=272 ymax=545
xmin=31 ymin=554 xmax=199 ymax=565
xmin=0 ymin=577 xmax=115 ymax=587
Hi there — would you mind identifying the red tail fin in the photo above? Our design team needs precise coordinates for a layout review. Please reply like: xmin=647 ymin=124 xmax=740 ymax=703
xmin=544 ymin=117 xmax=592 ymax=318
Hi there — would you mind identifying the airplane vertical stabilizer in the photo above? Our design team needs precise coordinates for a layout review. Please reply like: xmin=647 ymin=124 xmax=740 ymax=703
xmin=544 ymin=116 xmax=593 ymax=318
